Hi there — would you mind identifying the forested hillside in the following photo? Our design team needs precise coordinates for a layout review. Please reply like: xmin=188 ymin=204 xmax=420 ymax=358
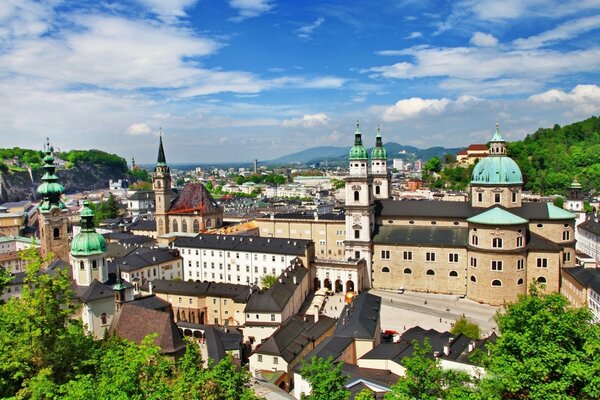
xmin=507 ymin=116 xmax=600 ymax=194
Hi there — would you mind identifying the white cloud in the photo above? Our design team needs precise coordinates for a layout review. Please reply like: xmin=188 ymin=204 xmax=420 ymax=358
xmin=137 ymin=0 xmax=198 ymax=20
xmin=381 ymin=97 xmax=450 ymax=121
xmin=297 ymin=17 xmax=325 ymax=39
xmin=228 ymin=0 xmax=274 ymax=21
xmin=126 ymin=122 xmax=154 ymax=136
xmin=528 ymin=84 xmax=600 ymax=115
xmin=405 ymin=31 xmax=422 ymax=39
xmin=0 ymin=0 xmax=53 ymax=41
xmin=470 ymin=32 xmax=498 ymax=47
xmin=282 ymin=113 xmax=331 ymax=128
xmin=514 ymin=14 xmax=600 ymax=49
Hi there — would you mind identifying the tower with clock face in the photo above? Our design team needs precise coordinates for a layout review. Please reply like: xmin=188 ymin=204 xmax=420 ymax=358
xmin=344 ymin=123 xmax=375 ymax=285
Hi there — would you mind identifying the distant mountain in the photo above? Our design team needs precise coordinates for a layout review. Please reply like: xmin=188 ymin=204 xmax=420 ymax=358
xmin=266 ymin=143 xmax=462 ymax=165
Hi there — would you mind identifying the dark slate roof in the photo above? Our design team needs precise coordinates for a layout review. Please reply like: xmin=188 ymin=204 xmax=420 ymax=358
xmin=527 ymin=232 xmax=561 ymax=252
xmin=563 ymin=267 xmax=600 ymax=293
xmin=253 ymin=315 xmax=335 ymax=363
xmin=376 ymin=199 xmax=472 ymax=219
xmin=111 ymin=302 xmax=186 ymax=355
xmin=130 ymin=294 xmax=172 ymax=312
xmin=245 ymin=259 xmax=308 ymax=313
xmin=578 ymin=217 xmax=600 ymax=236
xmin=174 ymin=234 xmax=311 ymax=255
xmin=269 ymin=212 xmax=345 ymax=221
xmin=6 ymin=271 xmax=26 ymax=285
xmin=341 ymin=363 xmax=400 ymax=389
xmin=168 ymin=183 xmax=221 ymax=214
xmin=77 ymin=280 xmax=114 ymax=302
xmin=105 ymin=242 xmax=137 ymax=259
xmin=108 ymin=247 xmax=181 ymax=272
xmin=292 ymin=336 xmax=354 ymax=373
xmin=127 ymin=191 xmax=155 ymax=201
xmin=334 ymin=293 xmax=381 ymax=340
xmin=203 ymin=325 xmax=243 ymax=363
xmin=144 ymin=279 xmax=251 ymax=302
xmin=128 ymin=219 xmax=157 ymax=232
xmin=103 ymin=232 xmax=156 ymax=246
xmin=46 ymin=258 xmax=71 ymax=277
xmin=372 ymin=225 xmax=468 ymax=247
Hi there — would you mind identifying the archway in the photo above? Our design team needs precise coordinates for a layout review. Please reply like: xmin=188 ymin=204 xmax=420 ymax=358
xmin=324 ymin=278 xmax=332 ymax=290
xmin=335 ymin=279 xmax=343 ymax=293
xmin=313 ymin=277 xmax=321 ymax=290
xmin=346 ymin=280 xmax=355 ymax=293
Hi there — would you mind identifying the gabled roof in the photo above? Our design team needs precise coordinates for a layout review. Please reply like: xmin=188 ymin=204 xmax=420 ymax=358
xmin=467 ymin=207 xmax=528 ymax=225
xmin=467 ymin=144 xmax=489 ymax=151
xmin=334 ymin=293 xmax=381 ymax=340
xmin=563 ymin=267 xmax=600 ymax=293
xmin=109 ymin=247 xmax=181 ymax=272
xmin=372 ymin=225 xmax=468 ymax=247
xmin=128 ymin=219 xmax=157 ymax=231
xmin=111 ymin=302 xmax=186 ymax=355
xmin=546 ymin=203 xmax=576 ymax=220
xmin=253 ymin=315 xmax=335 ymax=363
xmin=578 ymin=217 xmax=600 ymax=236
xmin=127 ymin=191 xmax=155 ymax=201
xmin=174 ymin=234 xmax=311 ymax=255
xmin=78 ymin=279 xmax=114 ymax=302
xmin=527 ymin=232 xmax=561 ymax=252
xmin=168 ymin=183 xmax=221 ymax=215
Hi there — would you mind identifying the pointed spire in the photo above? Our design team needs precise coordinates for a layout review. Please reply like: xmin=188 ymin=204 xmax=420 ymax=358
xmin=156 ymin=128 xmax=167 ymax=166
xmin=113 ymin=261 xmax=126 ymax=292
xmin=491 ymin=121 xmax=505 ymax=142
xmin=371 ymin=124 xmax=387 ymax=160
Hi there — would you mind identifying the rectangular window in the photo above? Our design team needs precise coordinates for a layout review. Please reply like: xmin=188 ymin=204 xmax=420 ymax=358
xmin=516 ymin=236 xmax=523 ymax=247
xmin=470 ymin=257 xmax=477 ymax=268
xmin=563 ymin=252 xmax=571 ymax=262
xmin=403 ymin=251 xmax=412 ymax=261
xmin=494 ymin=193 xmax=501 ymax=203
xmin=563 ymin=231 xmax=570 ymax=241
xmin=512 ymin=192 xmax=517 ymax=203
xmin=516 ymin=259 xmax=524 ymax=270
xmin=537 ymin=258 xmax=548 ymax=268
xmin=492 ymin=238 xmax=503 ymax=248
xmin=471 ymin=235 xmax=478 ymax=246
xmin=319 ymin=240 xmax=326 ymax=246
xmin=271 ymin=314 xmax=275 ymax=322
xmin=448 ymin=253 xmax=458 ymax=263
xmin=354 ymin=230 xmax=360 ymax=239
xmin=477 ymin=192 xmax=483 ymax=202
xmin=213 ymin=298 xmax=216 ymax=304
xmin=273 ymin=357 xmax=278 ymax=365
xmin=426 ymin=252 xmax=436 ymax=262
xmin=491 ymin=261 xmax=503 ymax=271
xmin=381 ymin=250 xmax=390 ymax=259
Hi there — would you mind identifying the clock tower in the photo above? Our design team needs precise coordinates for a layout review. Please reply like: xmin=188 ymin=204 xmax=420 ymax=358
xmin=153 ymin=132 xmax=171 ymax=236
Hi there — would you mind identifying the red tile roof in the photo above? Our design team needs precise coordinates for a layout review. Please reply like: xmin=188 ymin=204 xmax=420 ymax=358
xmin=168 ymin=183 xmax=222 ymax=215
xmin=467 ymin=144 xmax=488 ymax=151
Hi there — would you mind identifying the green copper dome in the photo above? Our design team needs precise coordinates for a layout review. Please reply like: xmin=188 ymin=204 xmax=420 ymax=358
xmin=371 ymin=127 xmax=387 ymax=160
xmin=349 ymin=122 xmax=369 ymax=160
xmin=471 ymin=124 xmax=522 ymax=186
xmin=37 ymin=140 xmax=66 ymax=212
xmin=71 ymin=201 xmax=106 ymax=256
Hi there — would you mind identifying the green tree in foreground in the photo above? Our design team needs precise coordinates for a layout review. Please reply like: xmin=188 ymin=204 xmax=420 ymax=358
xmin=450 ymin=316 xmax=481 ymax=339
xmin=300 ymin=356 xmax=349 ymax=400
xmin=384 ymin=339 xmax=474 ymax=400
xmin=486 ymin=286 xmax=600 ymax=399
xmin=260 ymin=274 xmax=278 ymax=289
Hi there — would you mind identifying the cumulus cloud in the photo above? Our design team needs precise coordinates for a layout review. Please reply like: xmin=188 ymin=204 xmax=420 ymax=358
xmin=126 ymin=122 xmax=154 ymax=136
xmin=282 ymin=113 xmax=331 ymax=128
xmin=297 ymin=17 xmax=325 ymax=39
xmin=228 ymin=0 xmax=273 ymax=21
xmin=527 ymin=84 xmax=600 ymax=115
xmin=381 ymin=98 xmax=450 ymax=121
xmin=470 ymin=32 xmax=498 ymax=47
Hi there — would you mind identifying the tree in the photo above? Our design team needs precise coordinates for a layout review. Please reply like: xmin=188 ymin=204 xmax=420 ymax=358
xmin=260 ymin=274 xmax=277 ymax=289
xmin=485 ymin=286 xmax=600 ymax=399
xmin=384 ymin=339 xmax=474 ymax=400
xmin=0 ymin=266 xmax=12 ymax=298
xmin=300 ymin=356 xmax=349 ymax=400
xmin=354 ymin=388 xmax=375 ymax=399
xmin=204 ymin=181 xmax=214 ymax=192
xmin=424 ymin=157 xmax=442 ymax=174
xmin=450 ymin=316 xmax=481 ymax=339
xmin=553 ymin=196 xmax=565 ymax=208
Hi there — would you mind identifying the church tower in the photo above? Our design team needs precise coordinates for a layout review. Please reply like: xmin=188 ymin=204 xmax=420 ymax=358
xmin=344 ymin=122 xmax=374 ymax=284
xmin=37 ymin=139 xmax=69 ymax=262
xmin=565 ymin=179 xmax=585 ymax=225
xmin=70 ymin=201 xmax=108 ymax=286
xmin=371 ymin=126 xmax=391 ymax=199
xmin=153 ymin=132 xmax=171 ymax=236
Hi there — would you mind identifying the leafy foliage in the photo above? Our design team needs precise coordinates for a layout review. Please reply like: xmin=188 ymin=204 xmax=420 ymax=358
xmin=485 ymin=286 xmax=600 ymax=399
xmin=59 ymin=149 xmax=128 ymax=172
xmin=259 ymin=274 xmax=278 ymax=289
xmin=300 ymin=356 xmax=349 ymax=400
xmin=450 ymin=316 xmax=481 ymax=339
xmin=128 ymin=168 xmax=151 ymax=183
xmin=88 ymin=192 xmax=120 ymax=224
xmin=0 ymin=148 xmax=44 ymax=169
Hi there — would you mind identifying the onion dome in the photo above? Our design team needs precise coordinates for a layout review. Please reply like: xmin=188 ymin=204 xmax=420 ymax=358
xmin=349 ymin=121 xmax=369 ymax=160
xmin=471 ymin=124 xmax=523 ymax=185
xmin=36 ymin=139 xmax=66 ymax=212
xmin=371 ymin=126 xmax=387 ymax=160
xmin=71 ymin=200 xmax=106 ymax=256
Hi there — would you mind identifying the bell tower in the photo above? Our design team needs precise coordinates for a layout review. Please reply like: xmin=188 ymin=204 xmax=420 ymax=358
xmin=70 ymin=200 xmax=108 ymax=286
xmin=371 ymin=125 xmax=391 ymax=199
xmin=153 ymin=130 xmax=171 ymax=236
xmin=37 ymin=139 xmax=69 ymax=262
xmin=344 ymin=122 xmax=374 ymax=284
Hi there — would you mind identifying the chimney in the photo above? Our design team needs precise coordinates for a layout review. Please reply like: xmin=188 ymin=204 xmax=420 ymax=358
xmin=293 ymin=275 xmax=297 ymax=285
xmin=278 ymin=278 xmax=283 ymax=284
xmin=149 ymin=281 xmax=153 ymax=294
xmin=443 ymin=342 xmax=450 ymax=356
xmin=468 ymin=340 xmax=476 ymax=352
xmin=314 ymin=305 xmax=319 ymax=322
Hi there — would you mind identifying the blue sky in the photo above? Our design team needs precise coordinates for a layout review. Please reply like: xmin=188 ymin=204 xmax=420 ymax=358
xmin=1 ymin=0 xmax=600 ymax=163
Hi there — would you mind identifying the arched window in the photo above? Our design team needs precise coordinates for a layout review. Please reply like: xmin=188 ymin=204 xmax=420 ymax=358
xmin=92 ymin=260 xmax=97 ymax=269
xmin=492 ymin=279 xmax=502 ymax=287
xmin=79 ymin=261 xmax=84 ymax=271
xmin=403 ymin=268 xmax=412 ymax=274
xmin=193 ymin=219 xmax=200 ymax=233
xmin=375 ymin=186 xmax=381 ymax=195
xmin=537 ymin=276 xmax=547 ymax=284
xmin=182 ymin=220 xmax=187 ymax=233
xmin=354 ymin=191 xmax=360 ymax=201
xmin=449 ymin=270 xmax=458 ymax=277
xmin=517 ymin=278 xmax=524 ymax=285
xmin=173 ymin=219 xmax=178 ymax=232
xmin=100 ymin=313 xmax=108 ymax=325
xmin=381 ymin=267 xmax=390 ymax=273
xmin=426 ymin=269 xmax=435 ymax=276
xmin=470 ymin=275 xmax=477 ymax=283
xmin=492 ymin=238 xmax=503 ymax=248
xmin=205 ymin=219 xmax=211 ymax=228
xmin=471 ymin=235 xmax=478 ymax=246
xmin=53 ymin=227 xmax=60 ymax=239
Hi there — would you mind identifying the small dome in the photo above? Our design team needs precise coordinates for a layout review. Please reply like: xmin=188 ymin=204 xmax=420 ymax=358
xmin=37 ymin=181 xmax=65 ymax=197
xmin=471 ymin=156 xmax=523 ymax=185
xmin=371 ymin=146 xmax=387 ymax=160
xmin=70 ymin=231 xmax=106 ymax=256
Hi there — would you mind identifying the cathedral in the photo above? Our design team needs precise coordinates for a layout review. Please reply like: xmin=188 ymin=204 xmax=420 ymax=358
xmin=344 ymin=123 xmax=576 ymax=305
